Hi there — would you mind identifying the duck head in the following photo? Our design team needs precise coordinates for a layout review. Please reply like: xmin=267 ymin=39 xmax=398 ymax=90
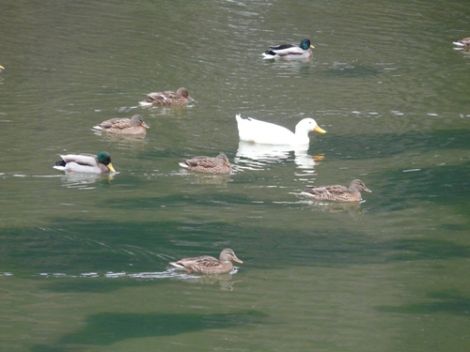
xmin=299 ymin=39 xmax=315 ymax=50
xmin=295 ymin=118 xmax=327 ymax=136
xmin=96 ymin=151 xmax=116 ymax=173
xmin=349 ymin=179 xmax=372 ymax=193
xmin=130 ymin=114 xmax=149 ymax=129
xmin=219 ymin=248 xmax=243 ymax=264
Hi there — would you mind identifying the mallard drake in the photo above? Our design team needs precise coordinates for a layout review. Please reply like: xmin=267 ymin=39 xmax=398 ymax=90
xmin=93 ymin=115 xmax=149 ymax=136
xmin=169 ymin=248 xmax=243 ymax=274
xmin=453 ymin=37 xmax=470 ymax=50
xmin=139 ymin=87 xmax=192 ymax=107
xmin=235 ymin=113 xmax=326 ymax=148
xmin=262 ymin=38 xmax=315 ymax=60
xmin=301 ymin=179 xmax=372 ymax=202
xmin=53 ymin=152 xmax=116 ymax=174
xmin=179 ymin=153 xmax=232 ymax=174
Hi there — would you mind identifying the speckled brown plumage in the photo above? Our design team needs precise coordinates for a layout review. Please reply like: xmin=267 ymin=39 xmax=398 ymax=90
xmin=94 ymin=115 xmax=149 ymax=135
xmin=169 ymin=248 xmax=243 ymax=274
xmin=140 ymin=87 xmax=192 ymax=107
xmin=179 ymin=153 xmax=231 ymax=174
xmin=302 ymin=179 xmax=372 ymax=202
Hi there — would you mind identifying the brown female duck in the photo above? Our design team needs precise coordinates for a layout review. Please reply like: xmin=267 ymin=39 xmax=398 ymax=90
xmin=169 ymin=248 xmax=243 ymax=274
xmin=178 ymin=153 xmax=232 ymax=174
xmin=301 ymin=179 xmax=372 ymax=202
xmin=139 ymin=87 xmax=192 ymax=107
xmin=93 ymin=115 xmax=149 ymax=136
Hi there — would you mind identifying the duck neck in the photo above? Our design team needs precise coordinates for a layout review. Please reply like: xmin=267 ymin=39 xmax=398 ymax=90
xmin=294 ymin=127 xmax=310 ymax=145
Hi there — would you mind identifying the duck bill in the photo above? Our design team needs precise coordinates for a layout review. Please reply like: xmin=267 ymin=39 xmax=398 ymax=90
xmin=313 ymin=126 xmax=326 ymax=134
xmin=0 ymin=65 xmax=4 ymax=71
xmin=142 ymin=122 xmax=150 ymax=129
xmin=233 ymin=256 xmax=244 ymax=264
xmin=310 ymin=44 xmax=315 ymax=49
xmin=364 ymin=187 xmax=372 ymax=193
xmin=107 ymin=163 xmax=117 ymax=173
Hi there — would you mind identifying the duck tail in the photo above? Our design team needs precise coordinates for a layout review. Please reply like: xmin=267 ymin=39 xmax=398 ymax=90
xmin=169 ymin=261 xmax=185 ymax=270
xmin=52 ymin=158 xmax=66 ymax=171
xmin=453 ymin=41 xmax=465 ymax=47
xmin=262 ymin=50 xmax=276 ymax=60
xmin=235 ymin=113 xmax=243 ymax=123
xmin=139 ymin=100 xmax=153 ymax=108
xmin=54 ymin=159 xmax=66 ymax=167
xmin=178 ymin=161 xmax=189 ymax=169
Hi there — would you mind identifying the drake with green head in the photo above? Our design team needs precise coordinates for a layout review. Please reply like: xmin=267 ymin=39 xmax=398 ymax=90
xmin=53 ymin=151 xmax=116 ymax=174
xmin=262 ymin=38 xmax=315 ymax=60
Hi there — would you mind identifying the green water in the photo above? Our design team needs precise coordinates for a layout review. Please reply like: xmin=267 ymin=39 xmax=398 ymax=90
xmin=1 ymin=1 xmax=469 ymax=351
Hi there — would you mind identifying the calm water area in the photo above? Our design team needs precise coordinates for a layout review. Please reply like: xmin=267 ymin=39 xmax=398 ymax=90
xmin=0 ymin=1 xmax=469 ymax=351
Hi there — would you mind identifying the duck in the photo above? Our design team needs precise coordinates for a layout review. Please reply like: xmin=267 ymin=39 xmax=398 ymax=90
xmin=93 ymin=115 xmax=149 ymax=136
xmin=53 ymin=151 xmax=116 ymax=174
xmin=235 ymin=113 xmax=326 ymax=148
xmin=169 ymin=248 xmax=243 ymax=274
xmin=262 ymin=38 xmax=315 ymax=60
xmin=139 ymin=87 xmax=192 ymax=107
xmin=453 ymin=37 xmax=470 ymax=50
xmin=301 ymin=179 xmax=372 ymax=202
xmin=179 ymin=153 xmax=232 ymax=174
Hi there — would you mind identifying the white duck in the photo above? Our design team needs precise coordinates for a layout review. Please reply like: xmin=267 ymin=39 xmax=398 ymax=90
xmin=235 ymin=113 xmax=326 ymax=148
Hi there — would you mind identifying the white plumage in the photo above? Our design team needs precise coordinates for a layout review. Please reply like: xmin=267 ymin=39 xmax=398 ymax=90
xmin=235 ymin=114 xmax=326 ymax=148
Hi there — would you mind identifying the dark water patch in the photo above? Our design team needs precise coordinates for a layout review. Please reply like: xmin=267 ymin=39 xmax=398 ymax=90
xmin=41 ymin=277 xmax=160 ymax=293
xmin=386 ymin=239 xmax=470 ymax=261
xmin=377 ymin=290 xmax=470 ymax=316
xmin=32 ymin=310 xmax=266 ymax=350
xmin=240 ymin=231 xmax=470 ymax=268
xmin=0 ymin=218 xmax=245 ymax=274
xmin=107 ymin=192 xmax=254 ymax=209
xmin=370 ymin=162 xmax=470 ymax=212
xmin=316 ymin=129 xmax=470 ymax=160
xmin=3 ymin=217 xmax=469 ymax=276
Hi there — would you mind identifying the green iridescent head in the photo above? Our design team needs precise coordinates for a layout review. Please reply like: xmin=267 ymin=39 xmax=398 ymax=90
xmin=299 ymin=39 xmax=314 ymax=50
xmin=96 ymin=151 xmax=116 ymax=173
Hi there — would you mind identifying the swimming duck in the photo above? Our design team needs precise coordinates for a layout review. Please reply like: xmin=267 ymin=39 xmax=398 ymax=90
xmin=301 ymin=179 xmax=372 ymax=202
xmin=262 ymin=38 xmax=315 ymax=60
xmin=169 ymin=248 xmax=243 ymax=274
xmin=235 ymin=113 xmax=326 ymax=148
xmin=139 ymin=87 xmax=192 ymax=107
xmin=93 ymin=115 xmax=149 ymax=136
xmin=53 ymin=152 xmax=116 ymax=174
xmin=453 ymin=37 xmax=470 ymax=50
xmin=179 ymin=153 xmax=232 ymax=174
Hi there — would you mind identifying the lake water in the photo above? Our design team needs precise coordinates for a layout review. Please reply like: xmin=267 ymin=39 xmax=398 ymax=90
xmin=1 ymin=1 xmax=469 ymax=351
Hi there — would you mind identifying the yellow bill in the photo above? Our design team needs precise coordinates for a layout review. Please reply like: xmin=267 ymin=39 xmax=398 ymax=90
xmin=313 ymin=126 xmax=326 ymax=134
xmin=107 ymin=163 xmax=117 ymax=173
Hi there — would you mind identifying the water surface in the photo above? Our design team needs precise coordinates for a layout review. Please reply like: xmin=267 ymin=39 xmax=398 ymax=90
xmin=0 ymin=1 xmax=469 ymax=351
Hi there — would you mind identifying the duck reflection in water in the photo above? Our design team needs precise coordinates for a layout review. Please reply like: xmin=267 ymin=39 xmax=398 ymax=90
xmin=235 ymin=141 xmax=324 ymax=171
xmin=59 ymin=172 xmax=115 ymax=190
